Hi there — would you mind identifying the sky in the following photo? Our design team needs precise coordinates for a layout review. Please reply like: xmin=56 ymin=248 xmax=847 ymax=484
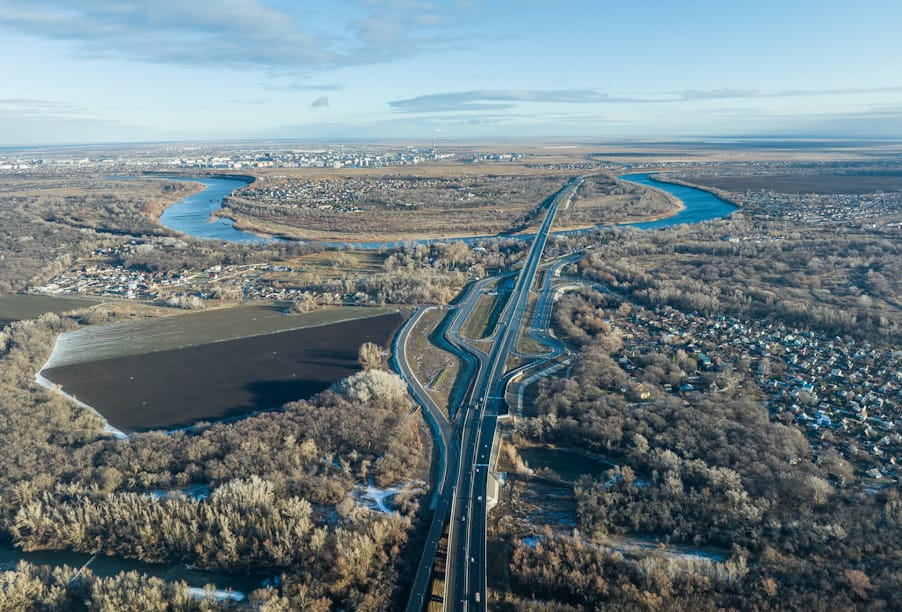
xmin=1 ymin=0 xmax=901 ymax=145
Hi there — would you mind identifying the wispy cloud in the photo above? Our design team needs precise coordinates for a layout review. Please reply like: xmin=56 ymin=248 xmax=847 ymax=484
xmin=390 ymin=85 xmax=902 ymax=113
xmin=263 ymin=82 xmax=345 ymax=92
xmin=0 ymin=0 xmax=474 ymax=72
xmin=670 ymin=85 xmax=902 ymax=101
xmin=390 ymin=89 xmax=619 ymax=112
xmin=0 ymin=98 xmax=89 ymax=117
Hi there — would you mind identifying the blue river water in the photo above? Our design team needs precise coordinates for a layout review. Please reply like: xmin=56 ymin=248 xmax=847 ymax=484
xmin=617 ymin=173 xmax=738 ymax=230
xmin=159 ymin=172 xmax=737 ymax=246
xmin=159 ymin=176 xmax=266 ymax=243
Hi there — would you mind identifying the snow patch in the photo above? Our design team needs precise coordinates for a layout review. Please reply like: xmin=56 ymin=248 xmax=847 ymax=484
xmin=35 ymin=342 xmax=127 ymax=440
xmin=186 ymin=586 xmax=245 ymax=603
xmin=358 ymin=481 xmax=425 ymax=514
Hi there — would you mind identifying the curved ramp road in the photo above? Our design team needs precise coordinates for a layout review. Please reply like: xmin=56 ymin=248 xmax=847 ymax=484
xmin=444 ymin=177 xmax=582 ymax=611
xmin=389 ymin=173 xmax=735 ymax=611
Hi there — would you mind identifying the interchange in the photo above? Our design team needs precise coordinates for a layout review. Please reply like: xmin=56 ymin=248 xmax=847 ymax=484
xmin=397 ymin=176 xmax=584 ymax=611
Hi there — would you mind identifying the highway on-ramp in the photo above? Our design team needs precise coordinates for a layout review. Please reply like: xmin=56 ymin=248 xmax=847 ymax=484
xmin=445 ymin=176 xmax=582 ymax=610
xmin=396 ymin=176 xmax=583 ymax=612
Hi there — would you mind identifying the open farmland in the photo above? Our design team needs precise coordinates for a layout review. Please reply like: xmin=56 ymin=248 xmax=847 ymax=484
xmin=43 ymin=304 xmax=399 ymax=367
xmin=0 ymin=294 xmax=98 ymax=328
xmin=684 ymin=171 xmax=902 ymax=194
xmin=42 ymin=311 xmax=402 ymax=432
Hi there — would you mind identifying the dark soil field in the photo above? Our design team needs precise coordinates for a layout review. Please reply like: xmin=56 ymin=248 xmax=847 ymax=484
xmin=44 ymin=312 xmax=402 ymax=432
xmin=0 ymin=294 xmax=97 ymax=327
xmin=685 ymin=172 xmax=902 ymax=194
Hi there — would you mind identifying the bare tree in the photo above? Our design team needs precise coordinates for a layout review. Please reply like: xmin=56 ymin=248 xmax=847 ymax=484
xmin=358 ymin=341 xmax=384 ymax=371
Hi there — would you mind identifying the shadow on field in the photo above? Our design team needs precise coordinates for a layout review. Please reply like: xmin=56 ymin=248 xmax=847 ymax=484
xmin=244 ymin=379 xmax=332 ymax=411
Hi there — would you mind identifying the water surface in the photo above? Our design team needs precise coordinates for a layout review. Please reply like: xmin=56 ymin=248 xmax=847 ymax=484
xmin=159 ymin=177 xmax=265 ymax=243
xmin=0 ymin=542 xmax=266 ymax=594
xmin=617 ymin=172 xmax=738 ymax=229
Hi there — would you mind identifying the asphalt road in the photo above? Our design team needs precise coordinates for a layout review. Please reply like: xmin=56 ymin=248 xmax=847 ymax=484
xmin=392 ymin=307 xmax=458 ymax=612
xmin=448 ymin=177 xmax=583 ymax=610
xmin=397 ymin=177 xmax=583 ymax=612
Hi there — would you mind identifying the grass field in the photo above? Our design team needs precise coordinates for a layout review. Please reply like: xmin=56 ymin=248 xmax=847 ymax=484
xmin=405 ymin=307 xmax=461 ymax=414
xmin=515 ymin=292 xmax=549 ymax=355
xmin=43 ymin=312 xmax=402 ymax=432
xmin=44 ymin=305 xmax=399 ymax=368
xmin=0 ymin=294 xmax=99 ymax=327
xmin=462 ymin=292 xmax=509 ymax=340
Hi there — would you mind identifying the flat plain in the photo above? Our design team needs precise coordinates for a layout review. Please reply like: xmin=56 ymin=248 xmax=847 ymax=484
xmin=0 ymin=294 xmax=98 ymax=327
xmin=684 ymin=171 xmax=902 ymax=194
xmin=43 ymin=311 xmax=402 ymax=432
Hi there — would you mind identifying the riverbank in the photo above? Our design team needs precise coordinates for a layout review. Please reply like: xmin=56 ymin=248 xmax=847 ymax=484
xmin=156 ymin=176 xmax=269 ymax=243
xmin=616 ymin=172 xmax=738 ymax=230
xmin=155 ymin=170 xmax=736 ymax=249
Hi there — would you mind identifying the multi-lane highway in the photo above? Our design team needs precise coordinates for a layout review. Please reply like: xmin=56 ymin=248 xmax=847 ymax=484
xmin=446 ymin=176 xmax=583 ymax=610
xmin=397 ymin=176 xmax=583 ymax=611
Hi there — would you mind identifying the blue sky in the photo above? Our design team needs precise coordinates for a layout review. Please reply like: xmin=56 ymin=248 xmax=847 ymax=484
xmin=1 ymin=0 xmax=901 ymax=145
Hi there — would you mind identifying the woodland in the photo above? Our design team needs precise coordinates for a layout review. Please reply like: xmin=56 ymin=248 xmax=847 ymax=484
xmin=498 ymin=169 xmax=902 ymax=610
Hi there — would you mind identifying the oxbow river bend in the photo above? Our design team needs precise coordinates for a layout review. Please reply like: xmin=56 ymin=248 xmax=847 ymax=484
xmin=617 ymin=173 xmax=738 ymax=229
xmin=158 ymin=172 xmax=738 ymax=244
xmin=41 ymin=171 xmax=734 ymax=593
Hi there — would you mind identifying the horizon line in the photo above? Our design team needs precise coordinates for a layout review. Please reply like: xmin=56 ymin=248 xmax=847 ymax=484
xmin=5 ymin=134 xmax=902 ymax=152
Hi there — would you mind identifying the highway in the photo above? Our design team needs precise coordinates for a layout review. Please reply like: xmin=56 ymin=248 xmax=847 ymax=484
xmin=513 ymin=254 xmax=578 ymax=359
xmin=446 ymin=176 xmax=583 ymax=610
xmin=396 ymin=176 xmax=583 ymax=611
xmin=392 ymin=307 xmax=458 ymax=612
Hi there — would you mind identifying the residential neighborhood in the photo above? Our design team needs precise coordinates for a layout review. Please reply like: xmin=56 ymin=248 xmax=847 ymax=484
xmin=609 ymin=303 xmax=901 ymax=482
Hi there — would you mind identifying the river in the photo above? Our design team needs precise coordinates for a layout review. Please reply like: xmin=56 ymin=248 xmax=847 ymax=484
xmin=617 ymin=172 xmax=738 ymax=229
xmin=0 ymin=540 xmax=268 ymax=598
xmin=159 ymin=176 xmax=265 ymax=243
xmin=158 ymin=172 xmax=737 ymax=246
xmin=38 ymin=170 xmax=732 ymax=592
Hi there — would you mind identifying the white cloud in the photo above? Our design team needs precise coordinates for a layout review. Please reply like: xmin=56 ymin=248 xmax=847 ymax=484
xmin=389 ymin=86 xmax=902 ymax=114
xmin=0 ymin=98 xmax=89 ymax=118
xmin=390 ymin=89 xmax=617 ymax=112
xmin=0 ymin=0 xmax=473 ymax=72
